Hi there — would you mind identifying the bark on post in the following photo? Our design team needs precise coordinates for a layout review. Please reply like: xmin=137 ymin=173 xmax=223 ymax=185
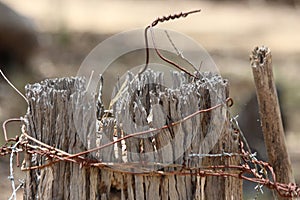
xmin=250 ymin=46 xmax=295 ymax=200
xmin=23 ymin=70 xmax=242 ymax=200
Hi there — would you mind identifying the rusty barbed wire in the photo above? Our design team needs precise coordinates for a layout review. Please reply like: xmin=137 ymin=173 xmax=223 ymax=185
xmin=15 ymin=98 xmax=232 ymax=170
xmin=139 ymin=10 xmax=201 ymax=78
xmin=1 ymin=98 xmax=299 ymax=198
xmin=2 ymin=118 xmax=23 ymax=142
xmin=151 ymin=10 xmax=201 ymax=27
xmin=1 ymin=12 xmax=299 ymax=199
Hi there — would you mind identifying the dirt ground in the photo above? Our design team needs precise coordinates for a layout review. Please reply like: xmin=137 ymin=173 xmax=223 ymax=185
xmin=0 ymin=0 xmax=300 ymax=199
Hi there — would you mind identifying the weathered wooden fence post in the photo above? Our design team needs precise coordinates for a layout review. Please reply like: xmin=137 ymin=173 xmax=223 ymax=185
xmin=23 ymin=77 xmax=96 ymax=199
xmin=23 ymin=70 xmax=242 ymax=199
xmin=251 ymin=46 xmax=295 ymax=200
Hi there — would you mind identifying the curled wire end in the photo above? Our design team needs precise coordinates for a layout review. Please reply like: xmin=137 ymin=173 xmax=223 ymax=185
xmin=151 ymin=9 xmax=201 ymax=27
xmin=226 ymin=98 xmax=234 ymax=107
xmin=140 ymin=10 xmax=201 ymax=78
xmin=2 ymin=118 xmax=23 ymax=142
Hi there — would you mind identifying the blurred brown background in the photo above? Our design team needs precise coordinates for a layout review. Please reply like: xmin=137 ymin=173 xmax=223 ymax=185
xmin=0 ymin=0 xmax=299 ymax=199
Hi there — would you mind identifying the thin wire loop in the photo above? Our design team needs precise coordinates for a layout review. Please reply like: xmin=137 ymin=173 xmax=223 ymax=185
xmin=138 ymin=10 xmax=201 ymax=77
xmin=2 ymin=118 xmax=23 ymax=142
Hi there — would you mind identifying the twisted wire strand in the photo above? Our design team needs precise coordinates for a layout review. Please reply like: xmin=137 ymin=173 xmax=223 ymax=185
xmin=139 ymin=10 xmax=201 ymax=77
xmin=151 ymin=10 xmax=201 ymax=27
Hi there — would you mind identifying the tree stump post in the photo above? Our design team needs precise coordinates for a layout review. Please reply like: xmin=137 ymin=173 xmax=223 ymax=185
xmin=23 ymin=70 xmax=242 ymax=199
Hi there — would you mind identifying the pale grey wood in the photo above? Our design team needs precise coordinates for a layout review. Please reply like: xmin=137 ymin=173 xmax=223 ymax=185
xmin=126 ymin=175 xmax=135 ymax=200
xmin=24 ymin=77 xmax=95 ymax=200
xmin=134 ymin=175 xmax=145 ymax=200
xmin=23 ymin=69 xmax=241 ymax=199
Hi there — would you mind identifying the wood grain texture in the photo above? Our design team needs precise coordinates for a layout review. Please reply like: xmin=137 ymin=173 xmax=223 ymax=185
xmin=24 ymin=77 xmax=95 ymax=200
xmin=24 ymin=70 xmax=242 ymax=199
xmin=251 ymin=46 xmax=295 ymax=200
